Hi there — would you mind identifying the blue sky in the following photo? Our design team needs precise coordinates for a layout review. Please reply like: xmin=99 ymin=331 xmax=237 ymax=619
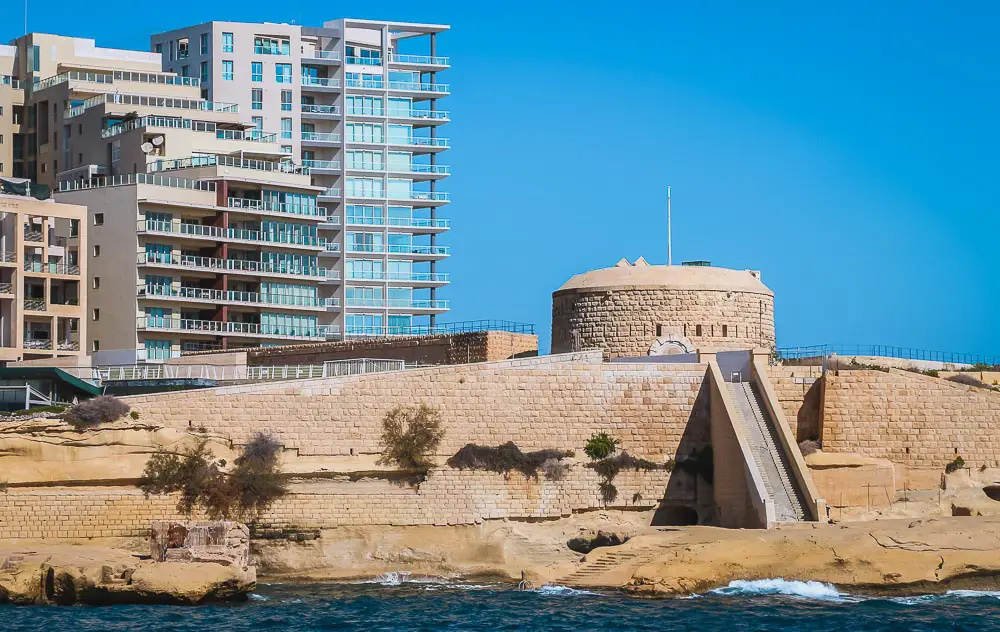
xmin=10 ymin=1 xmax=999 ymax=354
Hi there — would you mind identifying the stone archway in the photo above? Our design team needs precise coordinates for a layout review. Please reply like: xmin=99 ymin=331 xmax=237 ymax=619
xmin=648 ymin=334 xmax=695 ymax=356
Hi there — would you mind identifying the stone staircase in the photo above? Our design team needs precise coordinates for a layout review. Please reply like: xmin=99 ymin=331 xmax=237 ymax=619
xmin=727 ymin=382 xmax=807 ymax=522
xmin=558 ymin=545 xmax=668 ymax=586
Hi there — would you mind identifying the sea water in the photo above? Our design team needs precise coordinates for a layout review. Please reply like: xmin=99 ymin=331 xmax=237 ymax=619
xmin=4 ymin=577 xmax=1000 ymax=631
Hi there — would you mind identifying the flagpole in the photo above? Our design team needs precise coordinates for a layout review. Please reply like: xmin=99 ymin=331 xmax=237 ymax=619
xmin=667 ymin=185 xmax=672 ymax=266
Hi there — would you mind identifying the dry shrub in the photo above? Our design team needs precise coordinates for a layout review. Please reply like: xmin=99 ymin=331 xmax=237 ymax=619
xmin=65 ymin=396 xmax=130 ymax=429
xmin=947 ymin=374 xmax=991 ymax=389
xmin=446 ymin=442 xmax=572 ymax=480
xmin=798 ymin=440 xmax=820 ymax=456
xmin=377 ymin=404 xmax=445 ymax=471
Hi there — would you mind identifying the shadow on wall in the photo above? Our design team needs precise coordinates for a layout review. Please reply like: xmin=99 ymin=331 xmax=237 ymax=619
xmin=652 ymin=378 xmax=713 ymax=526
xmin=796 ymin=379 xmax=824 ymax=442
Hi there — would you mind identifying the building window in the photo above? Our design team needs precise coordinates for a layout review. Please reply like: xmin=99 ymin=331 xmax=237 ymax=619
xmin=222 ymin=60 xmax=234 ymax=81
xmin=200 ymin=33 xmax=210 ymax=55
xmin=275 ymin=64 xmax=292 ymax=83
xmin=281 ymin=145 xmax=293 ymax=153
xmin=251 ymin=61 xmax=262 ymax=82
xmin=92 ymin=308 xmax=100 ymax=321
xmin=94 ymin=213 xmax=104 ymax=226
xmin=722 ymin=324 xmax=728 ymax=337
xmin=92 ymin=340 xmax=100 ymax=352
xmin=180 ymin=64 xmax=189 ymax=78
xmin=281 ymin=118 xmax=292 ymax=139
xmin=251 ymin=88 xmax=263 ymax=110
xmin=222 ymin=32 xmax=234 ymax=53
xmin=93 ymin=245 xmax=101 ymax=257
xmin=93 ymin=277 xmax=101 ymax=289
xmin=155 ymin=43 xmax=162 ymax=55
xmin=280 ymin=90 xmax=292 ymax=111
xmin=200 ymin=61 xmax=209 ymax=84
xmin=254 ymin=37 xmax=290 ymax=55
xmin=251 ymin=116 xmax=263 ymax=130
xmin=177 ymin=38 xmax=189 ymax=59
xmin=695 ymin=324 xmax=702 ymax=337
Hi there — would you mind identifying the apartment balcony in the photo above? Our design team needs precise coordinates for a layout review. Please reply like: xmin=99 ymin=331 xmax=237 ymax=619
xmin=301 ymin=104 xmax=342 ymax=119
xmin=303 ymin=50 xmax=342 ymax=64
xmin=387 ymin=81 xmax=450 ymax=97
xmin=137 ymin=316 xmax=336 ymax=341
xmin=0 ymin=282 xmax=13 ymax=296
xmin=386 ymin=190 xmax=451 ymax=207
xmin=136 ymin=252 xmax=326 ymax=281
xmin=301 ymin=132 xmax=341 ymax=147
xmin=65 ymin=92 xmax=238 ymax=119
xmin=319 ymin=268 xmax=341 ymax=284
xmin=23 ymin=261 xmax=81 ymax=276
xmin=387 ymin=53 xmax=450 ymax=68
xmin=346 ymin=244 xmax=450 ymax=259
xmin=138 ymin=219 xmax=323 ymax=250
xmin=386 ymin=108 xmax=450 ymax=126
xmin=387 ymin=136 xmax=450 ymax=154
xmin=23 ymin=227 xmax=43 ymax=243
xmin=345 ymin=216 xmax=450 ymax=234
xmin=320 ymin=240 xmax=342 ymax=256
xmin=58 ymin=341 xmax=81 ymax=351
xmin=318 ymin=187 xmax=342 ymax=201
xmin=344 ymin=298 xmax=450 ymax=312
xmin=215 ymin=129 xmax=278 ymax=143
xmin=302 ymin=160 xmax=341 ymax=174
xmin=387 ymin=163 xmax=451 ymax=180
xmin=24 ymin=298 xmax=46 ymax=312
xmin=0 ymin=252 xmax=16 ymax=264
xmin=301 ymin=77 xmax=341 ymax=92
xmin=34 ymin=70 xmax=199 ymax=94
xmin=139 ymin=284 xmax=325 ymax=311
xmin=318 ymin=211 xmax=341 ymax=230
xmin=23 ymin=338 xmax=52 ymax=351
xmin=226 ymin=198 xmax=326 ymax=222
xmin=346 ymin=271 xmax=450 ymax=286
xmin=323 ymin=297 xmax=341 ymax=311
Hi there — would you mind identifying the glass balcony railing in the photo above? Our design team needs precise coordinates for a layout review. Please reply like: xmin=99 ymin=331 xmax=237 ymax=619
xmin=345 ymin=77 xmax=384 ymax=89
xmin=23 ymin=261 xmax=81 ymax=275
xmin=35 ymin=70 xmax=199 ymax=92
xmin=65 ymin=93 xmax=238 ymax=119
xmin=388 ymin=163 xmax=451 ymax=175
xmin=388 ymin=54 xmax=450 ymax=66
xmin=226 ymin=197 xmax=325 ymax=219
xmin=389 ymin=136 xmax=450 ymax=148
xmin=301 ymin=132 xmax=341 ymax=143
xmin=140 ymin=219 xmax=321 ymax=247
xmin=141 ymin=284 xmax=323 ymax=307
xmin=318 ymin=187 xmax=342 ymax=198
xmin=344 ymin=298 xmax=450 ymax=309
xmin=58 ymin=173 xmax=215 ymax=193
xmin=254 ymin=45 xmax=290 ymax=56
xmin=137 ymin=316 xmax=331 ymax=340
xmin=137 ymin=252 xmax=325 ymax=278
xmin=345 ymin=56 xmax=383 ymax=66
xmin=302 ymin=159 xmax=341 ymax=171
xmin=387 ymin=217 xmax=450 ymax=229
xmin=346 ymin=244 xmax=450 ymax=256
xmin=388 ymin=191 xmax=451 ymax=202
xmin=387 ymin=109 xmax=450 ymax=121
xmin=388 ymin=81 xmax=449 ymax=94
xmin=301 ymin=77 xmax=341 ymax=89
xmin=215 ymin=129 xmax=278 ymax=143
xmin=147 ymin=155 xmax=309 ymax=175
xmin=304 ymin=50 xmax=342 ymax=61
xmin=301 ymin=104 xmax=341 ymax=116
xmin=346 ymin=271 xmax=450 ymax=283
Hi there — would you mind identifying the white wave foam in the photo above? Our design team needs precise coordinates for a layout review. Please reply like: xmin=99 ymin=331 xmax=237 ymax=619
xmin=892 ymin=590 xmax=1000 ymax=605
xmin=248 ymin=593 xmax=269 ymax=601
xmin=711 ymin=579 xmax=842 ymax=600
xmin=365 ymin=571 xmax=496 ymax=591
xmin=533 ymin=584 xmax=600 ymax=596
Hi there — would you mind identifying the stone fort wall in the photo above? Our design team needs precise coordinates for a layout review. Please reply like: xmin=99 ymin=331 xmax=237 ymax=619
xmin=0 ymin=467 xmax=675 ymax=540
xmin=551 ymin=288 xmax=775 ymax=358
xmin=823 ymin=369 xmax=1000 ymax=468
xmin=122 ymin=352 xmax=711 ymax=461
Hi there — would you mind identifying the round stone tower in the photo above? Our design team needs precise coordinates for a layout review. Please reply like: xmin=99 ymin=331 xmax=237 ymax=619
xmin=551 ymin=258 xmax=775 ymax=358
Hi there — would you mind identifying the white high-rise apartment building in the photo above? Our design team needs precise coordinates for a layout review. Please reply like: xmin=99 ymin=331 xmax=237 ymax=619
xmin=151 ymin=19 xmax=451 ymax=337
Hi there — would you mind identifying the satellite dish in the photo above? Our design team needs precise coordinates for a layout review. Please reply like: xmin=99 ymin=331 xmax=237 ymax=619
xmin=140 ymin=142 xmax=154 ymax=154
xmin=151 ymin=136 xmax=165 ymax=147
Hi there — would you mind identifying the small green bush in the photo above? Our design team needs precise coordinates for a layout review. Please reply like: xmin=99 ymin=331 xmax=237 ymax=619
xmin=65 ymin=396 xmax=130 ymax=429
xmin=129 ymin=411 xmax=140 ymax=420
xmin=584 ymin=432 xmax=620 ymax=460
xmin=446 ymin=442 xmax=572 ymax=480
xmin=945 ymin=456 xmax=966 ymax=474
xmin=377 ymin=404 xmax=445 ymax=471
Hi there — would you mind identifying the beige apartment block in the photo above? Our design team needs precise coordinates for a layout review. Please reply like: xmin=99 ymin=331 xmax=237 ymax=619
xmin=151 ymin=19 xmax=452 ymax=338
xmin=0 ymin=185 xmax=87 ymax=363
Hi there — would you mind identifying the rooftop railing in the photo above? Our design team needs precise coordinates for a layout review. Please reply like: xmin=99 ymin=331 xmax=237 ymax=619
xmin=35 ymin=70 xmax=199 ymax=92
xmin=65 ymin=92 xmax=238 ymax=118
xmin=141 ymin=283 xmax=323 ymax=307
xmin=147 ymin=155 xmax=308 ymax=175
xmin=301 ymin=104 xmax=342 ymax=115
xmin=388 ymin=53 xmax=450 ymax=66
xmin=301 ymin=77 xmax=341 ymax=88
xmin=101 ymin=115 xmax=190 ymax=139
xmin=345 ymin=321 xmax=534 ymax=338
xmin=216 ymin=128 xmax=278 ymax=143
xmin=58 ymin=173 xmax=215 ymax=193
xmin=776 ymin=344 xmax=1000 ymax=367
